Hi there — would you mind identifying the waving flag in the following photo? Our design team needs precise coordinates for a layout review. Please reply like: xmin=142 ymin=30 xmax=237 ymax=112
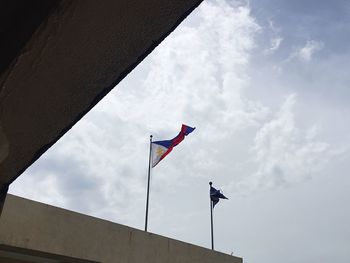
xmin=151 ymin=124 xmax=195 ymax=167
xmin=144 ymin=125 xmax=195 ymax=231
xmin=208 ymin=182 xmax=228 ymax=250
xmin=210 ymin=182 xmax=228 ymax=208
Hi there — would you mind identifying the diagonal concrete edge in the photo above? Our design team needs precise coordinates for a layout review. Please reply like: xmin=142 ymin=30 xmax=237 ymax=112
xmin=0 ymin=0 xmax=203 ymax=203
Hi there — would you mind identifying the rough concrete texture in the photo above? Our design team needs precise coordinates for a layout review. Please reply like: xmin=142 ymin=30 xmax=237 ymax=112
xmin=0 ymin=0 xmax=203 ymax=194
xmin=0 ymin=195 xmax=242 ymax=263
xmin=0 ymin=257 xmax=31 ymax=263
xmin=0 ymin=0 xmax=59 ymax=75
xmin=0 ymin=246 xmax=96 ymax=262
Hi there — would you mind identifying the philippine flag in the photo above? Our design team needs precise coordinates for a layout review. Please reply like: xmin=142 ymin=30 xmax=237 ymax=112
xmin=151 ymin=124 xmax=195 ymax=167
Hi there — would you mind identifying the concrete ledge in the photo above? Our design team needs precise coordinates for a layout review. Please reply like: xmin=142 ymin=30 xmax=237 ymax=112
xmin=0 ymin=194 xmax=242 ymax=263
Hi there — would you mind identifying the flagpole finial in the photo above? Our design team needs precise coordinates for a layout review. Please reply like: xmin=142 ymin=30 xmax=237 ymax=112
xmin=209 ymin=181 xmax=212 ymax=186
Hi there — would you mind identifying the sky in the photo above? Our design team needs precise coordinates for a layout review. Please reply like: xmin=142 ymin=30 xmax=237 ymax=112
xmin=10 ymin=0 xmax=350 ymax=262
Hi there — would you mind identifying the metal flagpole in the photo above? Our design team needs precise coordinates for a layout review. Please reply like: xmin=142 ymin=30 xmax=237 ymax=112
xmin=145 ymin=135 xmax=153 ymax=232
xmin=209 ymin=181 xmax=214 ymax=250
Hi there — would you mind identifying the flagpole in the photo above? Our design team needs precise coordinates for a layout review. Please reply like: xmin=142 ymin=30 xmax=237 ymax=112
xmin=209 ymin=181 xmax=214 ymax=250
xmin=145 ymin=135 xmax=153 ymax=232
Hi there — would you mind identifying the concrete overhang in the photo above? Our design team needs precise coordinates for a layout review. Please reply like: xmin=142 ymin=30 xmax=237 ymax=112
xmin=0 ymin=0 xmax=203 ymax=208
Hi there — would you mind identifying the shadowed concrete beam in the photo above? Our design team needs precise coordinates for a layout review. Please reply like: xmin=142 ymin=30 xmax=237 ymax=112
xmin=0 ymin=0 xmax=203 ymax=200
xmin=0 ymin=0 xmax=59 ymax=75
xmin=0 ymin=185 xmax=8 ymax=215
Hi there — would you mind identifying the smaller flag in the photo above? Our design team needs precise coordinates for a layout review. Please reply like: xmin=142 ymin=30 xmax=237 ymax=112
xmin=210 ymin=182 xmax=228 ymax=208
xmin=152 ymin=124 xmax=195 ymax=167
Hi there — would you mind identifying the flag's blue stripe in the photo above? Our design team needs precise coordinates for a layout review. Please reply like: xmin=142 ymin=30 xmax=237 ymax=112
xmin=153 ymin=140 xmax=172 ymax=148
xmin=183 ymin=125 xmax=195 ymax=135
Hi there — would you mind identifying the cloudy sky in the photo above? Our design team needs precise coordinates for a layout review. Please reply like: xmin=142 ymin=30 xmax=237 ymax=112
xmin=10 ymin=0 xmax=350 ymax=262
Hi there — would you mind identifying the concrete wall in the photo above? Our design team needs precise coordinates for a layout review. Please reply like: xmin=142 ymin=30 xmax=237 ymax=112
xmin=0 ymin=195 xmax=242 ymax=263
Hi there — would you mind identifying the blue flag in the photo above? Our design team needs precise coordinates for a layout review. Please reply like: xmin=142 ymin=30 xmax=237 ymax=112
xmin=210 ymin=184 xmax=228 ymax=208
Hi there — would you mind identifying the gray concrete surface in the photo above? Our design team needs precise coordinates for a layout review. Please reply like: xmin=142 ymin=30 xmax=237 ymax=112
xmin=0 ymin=194 xmax=242 ymax=263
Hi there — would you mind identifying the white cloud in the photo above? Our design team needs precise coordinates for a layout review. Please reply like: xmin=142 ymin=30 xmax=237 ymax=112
xmin=268 ymin=19 xmax=281 ymax=34
xmin=247 ymin=94 xmax=334 ymax=190
xmin=265 ymin=36 xmax=283 ymax=54
xmin=264 ymin=19 xmax=283 ymax=54
xmin=294 ymin=40 xmax=324 ymax=62
xmin=271 ymin=37 xmax=283 ymax=51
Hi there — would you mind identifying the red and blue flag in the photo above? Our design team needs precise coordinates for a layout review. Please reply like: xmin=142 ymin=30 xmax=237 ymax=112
xmin=151 ymin=124 xmax=195 ymax=167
